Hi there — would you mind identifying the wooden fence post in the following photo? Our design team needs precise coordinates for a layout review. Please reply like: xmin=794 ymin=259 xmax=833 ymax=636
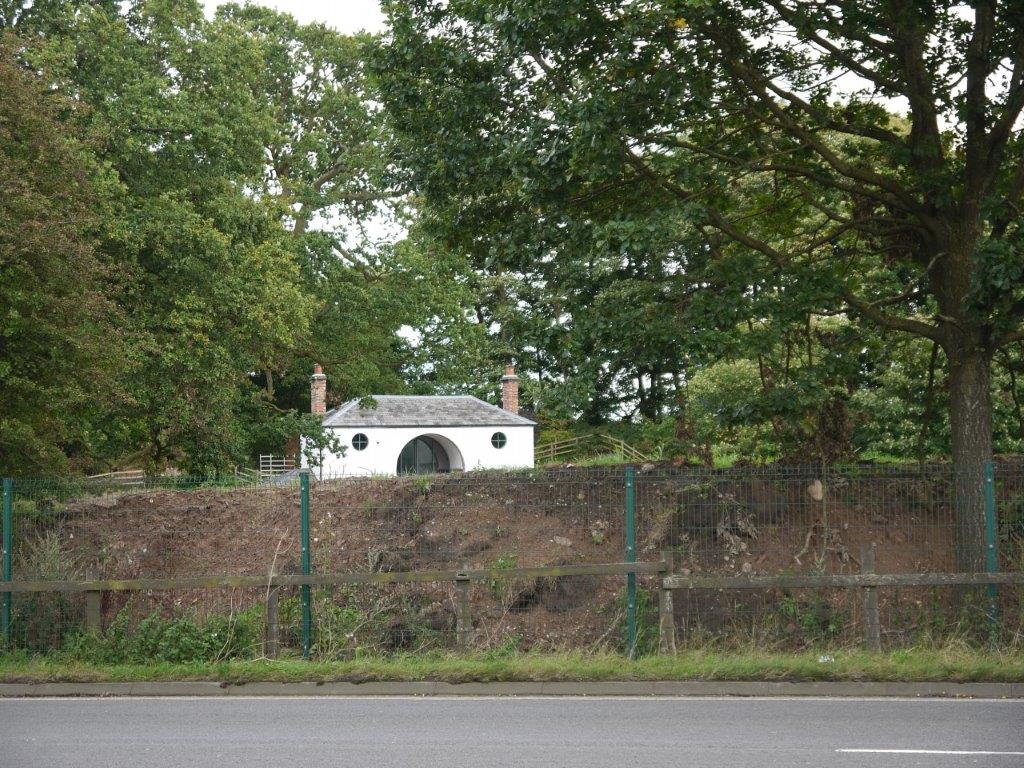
xmin=658 ymin=549 xmax=677 ymax=654
xmin=2 ymin=478 xmax=11 ymax=647
xmin=862 ymin=543 xmax=881 ymax=651
xmin=299 ymin=469 xmax=312 ymax=660
xmin=984 ymin=460 xmax=1000 ymax=643
xmin=624 ymin=467 xmax=637 ymax=657
xmin=265 ymin=586 xmax=279 ymax=659
xmin=84 ymin=571 xmax=102 ymax=635
xmin=455 ymin=565 xmax=471 ymax=650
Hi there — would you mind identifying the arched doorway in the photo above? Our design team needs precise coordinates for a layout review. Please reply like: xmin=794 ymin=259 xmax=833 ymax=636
xmin=396 ymin=434 xmax=464 ymax=474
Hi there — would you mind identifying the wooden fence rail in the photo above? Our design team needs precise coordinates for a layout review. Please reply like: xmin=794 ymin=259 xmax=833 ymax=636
xmin=85 ymin=470 xmax=146 ymax=487
xmin=535 ymin=434 xmax=651 ymax=464
xmin=660 ymin=571 xmax=1024 ymax=590
xmin=534 ymin=436 xmax=585 ymax=462
xmin=1 ymin=561 xmax=667 ymax=594
xmin=3 ymin=562 xmax=1020 ymax=656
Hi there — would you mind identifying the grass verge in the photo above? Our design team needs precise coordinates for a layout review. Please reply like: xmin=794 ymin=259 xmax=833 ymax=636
xmin=1 ymin=648 xmax=1022 ymax=684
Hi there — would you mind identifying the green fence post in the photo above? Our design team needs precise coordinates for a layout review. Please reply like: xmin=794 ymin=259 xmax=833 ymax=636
xmin=2 ymin=478 xmax=11 ymax=647
xmin=983 ymin=460 xmax=999 ymax=642
xmin=625 ymin=466 xmax=637 ymax=658
xmin=300 ymin=469 xmax=312 ymax=659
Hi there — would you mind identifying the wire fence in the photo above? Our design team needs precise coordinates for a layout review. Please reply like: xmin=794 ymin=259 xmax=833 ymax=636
xmin=2 ymin=461 xmax=1022 ymax=659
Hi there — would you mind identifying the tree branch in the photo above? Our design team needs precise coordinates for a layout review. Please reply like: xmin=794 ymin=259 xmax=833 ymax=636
xmin=766 ymin=1 xmax=903 ymax=94
xmin=983 ymin=48 xmax=1024 ymax=196
xmin=963 ymin=0 xmax=997 ymax=208
xmin=652 ymin=133 xmax=917 ymax=214
xmin=842 ymin=289 xmax=944 ymax=342
xmin=886 ymin=9 xmax=945 ymax=178
xmin=702 ymin=24 xmax=927 ymax=217
xmin=998 ymin=327 xmax=1024 ymax=348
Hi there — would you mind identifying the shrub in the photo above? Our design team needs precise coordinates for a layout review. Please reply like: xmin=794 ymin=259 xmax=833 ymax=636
xmin=279 ymin=588 xmax=439 ymax=659
xmin=11 ymin=529 xmax=83 ymax=651
xmin=779 ymin=593 xmax=845 ymax=642
xmin=62 ymin=604 xmax=263 ymax=664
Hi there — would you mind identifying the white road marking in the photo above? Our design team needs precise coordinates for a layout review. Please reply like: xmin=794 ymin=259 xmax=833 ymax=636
xmin=838 ymin=749 xmax=1024 ymax=756
xmin=8 ymin=695 xmax=1024 ymax=702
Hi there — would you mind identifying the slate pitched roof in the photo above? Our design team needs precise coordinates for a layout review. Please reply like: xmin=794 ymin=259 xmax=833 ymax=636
xmin=321 ymin=395 xmax=536 ymax=428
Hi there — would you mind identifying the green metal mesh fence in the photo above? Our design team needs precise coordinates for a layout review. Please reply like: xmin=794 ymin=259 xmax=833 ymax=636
xmin=1 ymin=462 xmax=1021 ymax=658
xmin=637 ymin=462 xmax=1024 ymax=648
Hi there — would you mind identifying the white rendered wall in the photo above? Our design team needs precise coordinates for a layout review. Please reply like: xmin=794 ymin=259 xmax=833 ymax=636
xmin=302 ymin=425 xmax=534 ymax=477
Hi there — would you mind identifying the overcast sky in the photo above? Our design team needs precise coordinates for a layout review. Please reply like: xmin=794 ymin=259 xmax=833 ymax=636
xmin=202 ymin=0 xmax=386 ymax=33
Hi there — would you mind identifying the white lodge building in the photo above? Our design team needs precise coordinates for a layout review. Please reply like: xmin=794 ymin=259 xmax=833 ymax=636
xmin=303 ymin=365 xmax=535 ymax=477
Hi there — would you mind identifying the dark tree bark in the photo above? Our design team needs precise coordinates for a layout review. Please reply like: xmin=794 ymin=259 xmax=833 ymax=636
xmin=926 ymin=217 xmax=999 ymax=570
xmin=947 ymin=345 xmax=993 ymax=572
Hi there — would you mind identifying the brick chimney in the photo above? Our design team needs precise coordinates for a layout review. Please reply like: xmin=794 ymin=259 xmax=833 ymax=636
xmin=500 ymin=364 xmax=519 ymax=415
xmin=310 ymin=363 xmax=327 ymax=416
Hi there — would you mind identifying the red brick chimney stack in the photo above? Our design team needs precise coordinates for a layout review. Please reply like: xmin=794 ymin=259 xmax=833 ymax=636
xmin=310 ymin=363 xmax=327 ymax=416
xmin=500 ymin=364 xmax=519 ymax=415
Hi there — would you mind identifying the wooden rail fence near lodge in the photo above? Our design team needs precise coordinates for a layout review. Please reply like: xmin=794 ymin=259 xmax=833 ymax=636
xmin=535 ymin=434 xmax=650 ymax=464
xmin=3 ymin=555 xmax=1022 ymax=656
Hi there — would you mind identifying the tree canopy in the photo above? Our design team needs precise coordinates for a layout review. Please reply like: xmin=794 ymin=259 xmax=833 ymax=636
xmin=0 ymin=1 xmax=484 ymax=474
xmin=1 ymin=0 xmax=1022 ymax=491
xmin=375 ymin=1 xmax=1023 ymax=456
xmin=0 ymin=32 xmax=122 ymax=474
xmin=374 ymin=0 xmax=1024 ymax=566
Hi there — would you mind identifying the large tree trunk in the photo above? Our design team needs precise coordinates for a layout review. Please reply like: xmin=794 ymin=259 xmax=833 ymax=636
xmin=947 ymin=345 xmax=993 ymax=573
xmin=932 ymin=221 xmax=994 ymax=576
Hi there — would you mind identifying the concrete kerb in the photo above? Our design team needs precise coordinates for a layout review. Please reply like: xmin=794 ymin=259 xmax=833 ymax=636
xmin=0 ymin=680 xmax=1021 ymax=698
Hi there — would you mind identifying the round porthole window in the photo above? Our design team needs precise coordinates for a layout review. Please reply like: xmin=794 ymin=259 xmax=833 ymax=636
xmin=352 ymin=433 xmax=369 ymax=451
xmin=491 ymin=432 xmax=507 ymax=449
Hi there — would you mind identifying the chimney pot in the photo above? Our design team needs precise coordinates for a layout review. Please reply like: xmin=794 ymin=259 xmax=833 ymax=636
xmin=310 ymin=364 xmax=327 ymax=416
xmin=500 ymin=364 xmax=519 ymax=415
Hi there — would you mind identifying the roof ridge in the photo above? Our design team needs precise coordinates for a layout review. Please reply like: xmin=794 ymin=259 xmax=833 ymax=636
xmin=330 ymin=400 xmax=358 ymax=417
xmin=346 ymin=394 xmax=480 ymax=401
xmin=320 ymin=393 xmax=537 ymax=427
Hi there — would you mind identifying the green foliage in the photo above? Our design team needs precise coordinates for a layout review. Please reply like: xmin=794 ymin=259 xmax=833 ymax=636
xmin=5 ymin=0 xmax=1024 ymax=477
xmin=487 ymin=554 xmax=518 ymax=599
xmin=278 ymin=589 xmax=444 ymax=659
xmin=5 ymin=647 xmax=1024 ymax=684
xmin=414 ymin=475 xmax=434 ymax=496
xmin=2 ymin=3 xmax=318 ymax=473
xmin=0 ymin=3 xmax=487 ymax=475
xmin=0 ymin=33 xmax=124 ymax=474
xmin=687 ymin=360 xmax=779 ymax=462
xmin=779 ymin=594 xmax=845 ymax=643
xmin=297 ymin=414 xmax=346 ymax=479
xmin=555 ymin=452 xmax=621 ymax=468
xmin=11 ymin=514 xmax=265 ymax=664
xmin=617 ymin=586 xmax=659 ymax=657
xmin=376 ymin=0 xmax=1024 ymax=468
xmin=482 ymin=634 xmax=523 ymax=659
xmin=11 ymin=529 xmax=84 ymax=651
xmin=63 ymin=605 xmax=263 ymax=664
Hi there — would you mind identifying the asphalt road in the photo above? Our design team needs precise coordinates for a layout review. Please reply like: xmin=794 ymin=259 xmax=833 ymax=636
xmin=1 ymin=696 xmax=1022 ymax=768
